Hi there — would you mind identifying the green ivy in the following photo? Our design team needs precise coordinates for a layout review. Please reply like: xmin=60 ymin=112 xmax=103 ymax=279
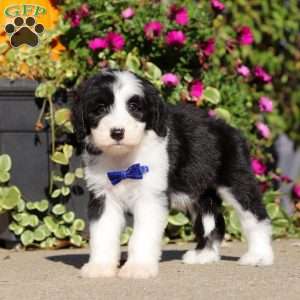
xmin=0 ymin=154 xmax=86 ymax=248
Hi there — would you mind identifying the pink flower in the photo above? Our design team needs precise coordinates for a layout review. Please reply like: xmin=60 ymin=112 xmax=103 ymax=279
xmin=79 ymin=4 xmax=90 ymax=17
xmin=121 ymin=7 xmax=135 ymax=19
xmin=251 ymin=159 xmax=267 ymax=175
xmin=237 ymin=26 xmax=254 ymax=45
xmin=162 ymin=73 xmax=179 ymax=87
xmin=259 ymin=96 xmax=273 ymax=112
xmin=237 ymin=65 xmax=250 ymax=77
xmin=166 ymin=30 xmax=186 ymax=46
xmin=65 ymin=4 xmax=89 ymax=28
xmin=211 ymin=0 xmax=225 ymax=11
xmin=70 ymin=14 xmax=81 ymax=27
xmin=88 ymin=37 xmax=108 ymax=51
xmin=189 ymin=80 xmax=204 ymax=100
xmin=292 ymin=184 xmax=300 ymax=199
xmin=106 ymin=32 xmax=125 ymax=51
xmin=144 ymin=21 xmax=164 ymax=40
xmin=169 ymin=5 xmax=189 ymax=26
xmin=256 ymin=122 xmax=271 ymax=139
xmin=200 ymin=38 xmax=215 ymax=57
xmin=280 ymin=175 xmax=292 ymax=183
xmin=253 ymin=66 xmax=272 ymax=83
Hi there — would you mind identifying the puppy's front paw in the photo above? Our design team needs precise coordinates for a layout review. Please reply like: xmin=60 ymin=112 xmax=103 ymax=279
xmin=239 ymin=250 xmax=274 ymax=266
xmin=118 ymin=262 xmax=158 ymax=279
xmin=80 ymin=263 xmax=117 ymax=278
xmin=182 ymin=249 xmax=220 ymax=264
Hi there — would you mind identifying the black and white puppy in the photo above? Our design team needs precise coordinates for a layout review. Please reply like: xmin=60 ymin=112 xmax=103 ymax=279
xmin=72 ymin=69 xmax=274 ymax=279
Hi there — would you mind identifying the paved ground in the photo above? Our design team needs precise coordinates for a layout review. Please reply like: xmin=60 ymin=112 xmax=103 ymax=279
xmin=0 ymin=240 xmax=299 ymax=300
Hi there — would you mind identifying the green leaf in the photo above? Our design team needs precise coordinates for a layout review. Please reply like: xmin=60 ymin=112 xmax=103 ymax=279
xmin=34 ymin=227 xmax=47 ymax=241
xmin=266 ymin=203 xmax=280 ymax=220
xmin=214 ymin=107 xmax=231 ymax=123
xmin=71 ymin=219 xmax=85 ymax=231
xmin=18 ymin=213 xmax=32 ymax=227
xmin=9 ymin=222 xmax=24 ymax=235
xmin=54 ymin=226 xmax=67 ymax=239
xmin=38 ymin=224 xmax=51 ymax=237
xmin=0 ymin=186 xmax=21 ymax=210
xmin=229 ymin=210 xmax=241 ymax=232
xmin=16 ymin=199 xmax=25 ymax=212
xmin=120 ymin=227 xmax=133 ymax=245
xmin=40 ymin=237 xmax=56 ymax=249
xmin=0 ymin=171 xmax=10 ymax=183
xmin=35 ymin=199 xmax=49 ymax=212
xmin=179 ymin=226 xmax=195 ymax=242
xmin=26 ymin=202 xmax=36 ymax=210
xmin=62 ymin=211 xmax=75 ymax=223
xmin=51 ymin=189 xmax=61 ymax=198
xmin=35 ymin=82 xmax=56 ymax=98
xmin=43 ymin=216 xmax=58 ymax=232
xmin=63 ymin=145 xmax=73 ymax=159
xmin=64 ymin=173 xmax=75 ymax=186
xmin=29 ymin=215 xmax=39 ymax=227
xmin=70 ymin=234 xmax=83 ymax=247
xmin=75 ymin=168 xmax=84 ymax=179
xmin=273 ymin=218 xmax=289 ymax=228
xmin=0 ymin=154 xmax=12 ymax=172
xmin=272 ymin=225 xmax=286 ymax=237
xmin=51 ymin=152 xmax=69 ymax=165
xmin=61 ymin=186 xmax=70 ymax=196
xmin=52 ymin=204 xmax=66 ymax=215
xmin=145 ymin=62 xmax=162 ymax=81
xmin=21 ymin=230 xmax=34 ymax=246
xmin=55 ymin=108 xmax=71 ymax=126
xmin=168 ymin=212 xmax=190 ymax=226
xmin=125 ymin=53 xmax=141 ymax=72
xmin=202 ymin=87 xmax=221 ymax=104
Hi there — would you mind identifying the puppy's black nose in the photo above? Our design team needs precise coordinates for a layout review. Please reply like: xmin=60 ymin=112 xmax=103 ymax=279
xmin=110 ymin=128 xmax=125 ymax=141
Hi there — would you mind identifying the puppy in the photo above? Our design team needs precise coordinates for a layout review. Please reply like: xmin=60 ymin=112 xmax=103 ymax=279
xmin=72 ymin=69 xmax=274 ymax=279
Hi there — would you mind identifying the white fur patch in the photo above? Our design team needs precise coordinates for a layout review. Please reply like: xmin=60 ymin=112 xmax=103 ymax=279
xmin=87 ymin=196 xmax=125 ymax=268
xmin=90 ymin=71 xmax=146 ymax=156
xmin=118 ymin=262 xmax=159 ymax=279
xmin=183 ymin=247 xmax=220 ymax=264
xmin=217 ymin=187 xmax=274 ymax=266
xmin=170 ymin=192 xmax=192 ymax=213
xmin=202 ymin=214 xmax=215 ymax=237
xmin=80 ymin=262 xmax=117 ymax=278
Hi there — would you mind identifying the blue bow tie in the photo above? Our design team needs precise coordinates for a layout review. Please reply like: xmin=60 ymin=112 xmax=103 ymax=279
xmin=107 ymin=163 xmax=149 ymax=185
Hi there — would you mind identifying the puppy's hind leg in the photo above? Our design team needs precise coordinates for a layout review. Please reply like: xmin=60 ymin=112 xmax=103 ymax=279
xmin=183 ymin=190 xmax=225 ymax=264
xmin=218 ymin=183 xmax=274 ymax=266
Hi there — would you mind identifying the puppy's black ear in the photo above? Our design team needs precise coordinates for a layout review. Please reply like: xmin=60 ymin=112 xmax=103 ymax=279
xmin=71 ymin=82 xmax=89 ymax=153
xmin=142 ymin=79 xmax=167 ymax=137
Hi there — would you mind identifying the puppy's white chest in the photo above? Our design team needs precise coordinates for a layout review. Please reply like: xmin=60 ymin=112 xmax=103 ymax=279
xmin=84 ymin=130 xmax=169 ymax=211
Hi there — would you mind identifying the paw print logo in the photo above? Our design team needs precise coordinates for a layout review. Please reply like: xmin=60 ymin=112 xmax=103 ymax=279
xmin=4 ymin=16 xmax=45 ymax=47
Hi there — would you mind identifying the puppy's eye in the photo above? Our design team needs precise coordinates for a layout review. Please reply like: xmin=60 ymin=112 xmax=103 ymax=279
xmin=95 ymin=104 xmax=107 ymax=113
xmin=128 ymin=96 xmax=142 ymax=112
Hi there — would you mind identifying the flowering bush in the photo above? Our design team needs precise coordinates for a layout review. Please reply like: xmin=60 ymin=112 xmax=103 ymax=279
xmin=0 ymin=0 xmax=299 ymax=244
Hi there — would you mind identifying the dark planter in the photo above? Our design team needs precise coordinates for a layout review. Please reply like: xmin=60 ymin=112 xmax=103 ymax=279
xmin=0 ymin=79 xmax=88 ymax=246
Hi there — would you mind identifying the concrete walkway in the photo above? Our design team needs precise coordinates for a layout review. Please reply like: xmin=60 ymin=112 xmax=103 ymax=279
xmin=0 ymin=240 xmax=299 ymax=300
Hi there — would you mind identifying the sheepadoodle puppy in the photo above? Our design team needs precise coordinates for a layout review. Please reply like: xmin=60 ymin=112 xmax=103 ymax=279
xmin=72 ymin=69 xmax=274 ymax=279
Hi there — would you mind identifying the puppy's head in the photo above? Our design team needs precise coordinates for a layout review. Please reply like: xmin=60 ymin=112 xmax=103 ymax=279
xmin=72 ymin=69 xmax=167 ymax=156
